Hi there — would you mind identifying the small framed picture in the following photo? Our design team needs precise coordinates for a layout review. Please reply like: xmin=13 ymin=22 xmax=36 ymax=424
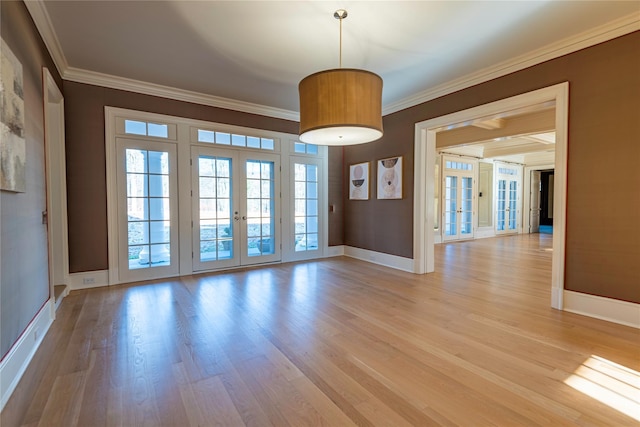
xmin=377 ymin=156 xmax=402 ymax=199
xmin=349 ymin=162 xmax=369 ymax=200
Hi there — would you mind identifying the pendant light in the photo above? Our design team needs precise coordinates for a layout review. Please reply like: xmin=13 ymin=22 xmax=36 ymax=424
xmin=299 ymin=9 xmax=383 ymax=146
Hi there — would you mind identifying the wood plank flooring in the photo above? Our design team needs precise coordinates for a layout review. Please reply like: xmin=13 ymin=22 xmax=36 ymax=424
xmin=3 ymin=234 xmax=639 ymax=426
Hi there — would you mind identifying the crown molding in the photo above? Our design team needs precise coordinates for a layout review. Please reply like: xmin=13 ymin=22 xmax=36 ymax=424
xmin=25 ymin=1 xmax=638 ymax=120
xmin=23 ymin=0 xmax=68 ymax=75
xmin=63 ymin=67 xmax=300 ymax=121
xmin=383 ymin=12 xmax=640 ymax=115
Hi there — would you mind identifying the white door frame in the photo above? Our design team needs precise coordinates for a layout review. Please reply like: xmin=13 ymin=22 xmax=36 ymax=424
xmin=43 ymin=68 xmax=69 ymax=305
xmin=413 ymin=82 xmax=568 ymax=310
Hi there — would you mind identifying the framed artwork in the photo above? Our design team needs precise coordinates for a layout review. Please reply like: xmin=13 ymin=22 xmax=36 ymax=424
xmin=349 ymin=162 xmax=369 ymax=200
xmin=0 ymin=38 xmax=26 ymax=192
xmin=377 ymin=156 xmax=402 ymax=199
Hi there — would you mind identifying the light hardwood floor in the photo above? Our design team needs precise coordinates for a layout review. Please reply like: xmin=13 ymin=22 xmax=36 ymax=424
xmin=3 ymin=234 xmax=639 ymax=426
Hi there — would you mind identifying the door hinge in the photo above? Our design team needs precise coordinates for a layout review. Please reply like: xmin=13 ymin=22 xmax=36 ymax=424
xmin=190 ymin=158 xmax=192 ymax=166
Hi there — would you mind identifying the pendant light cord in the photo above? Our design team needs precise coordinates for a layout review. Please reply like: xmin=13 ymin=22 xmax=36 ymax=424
xmin=339 ymin=15 xmax=343 ymax=68
xmin=334 ymin=9 xmax=347 ymax=68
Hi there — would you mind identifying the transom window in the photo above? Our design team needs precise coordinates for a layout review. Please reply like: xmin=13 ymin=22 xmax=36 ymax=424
xmin=445 ymin=160 xmax=473 ymax=170
xmin=498 ymin=167 xmax=518 ymax=175
xmin=124 ymin=120 xmax=169 ymax=138
xmin=294 ymin=142 xmax=319 ymax=155
xmin=197 ymin=129 xmax=274 ymax=150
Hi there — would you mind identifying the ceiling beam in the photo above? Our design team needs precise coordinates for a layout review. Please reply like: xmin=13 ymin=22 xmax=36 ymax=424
xmin=436 ymin=109 xmax=555 ymax=149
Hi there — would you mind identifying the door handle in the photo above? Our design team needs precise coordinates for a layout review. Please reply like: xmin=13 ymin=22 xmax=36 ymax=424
xmin=242 ymin=216 xmax=247 ymax=220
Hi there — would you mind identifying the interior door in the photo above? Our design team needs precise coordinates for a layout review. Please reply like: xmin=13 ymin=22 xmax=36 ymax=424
xmin=192 ymin=147 xmax=280 ymax=271
xmin=529 ymin=170 xmax=541 ymax=233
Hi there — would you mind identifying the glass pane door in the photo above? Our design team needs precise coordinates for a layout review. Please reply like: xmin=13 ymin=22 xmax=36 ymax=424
xmin=508 ymin=180 xmax=518 ymax=231
xmin=443 ymin=175 xmax=458 ymax=240
xmin=443 ymin=170 xmax=475 ymax=242
xmin=192 ymin=148 xmax=280 ymax=270
xmin=461 ymin=176 xmax=473 ymax=236
xmin=192 ymin=147 xmax=239 ymax=271
xmin=497 ymin=179 xmax=507 ymax=231
xmin=117 ymin=139 xmax=178 ymax=282
xmin=496 ymin=172 xmax=520 ymax=235
xmin=241 ymin=155 xmax=280 ymax=264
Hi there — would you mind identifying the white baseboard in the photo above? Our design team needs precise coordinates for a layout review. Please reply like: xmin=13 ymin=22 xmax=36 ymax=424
xmin=325 ymin=245 xmax=345 ymax=257
xmin=563 ymin=290 xmax=640 ymax=329
xmin=0 ymin=299 xmax=54 ymax=411
xmin=343 ymin=246 xmax=414 ymax=273
xmin=475 ymin=227 xmax=496 ymax=239
xmin=68 ymin=270 xmax=109 ymax=290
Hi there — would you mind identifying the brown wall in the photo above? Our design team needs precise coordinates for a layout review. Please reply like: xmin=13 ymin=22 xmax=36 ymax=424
xmin=345 ymin=31 xmax=640 ymax=303
xmin=63 ymin=82 xmax=348 ymax=272
xmin=1 ymin=0 xmax=63 ymax=357
xmin=327 ymin=146 xmax=344 ymax=246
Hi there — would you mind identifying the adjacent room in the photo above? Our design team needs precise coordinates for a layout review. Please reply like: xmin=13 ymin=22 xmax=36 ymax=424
xmin=2 ymin=1 xmax=639 ymax=426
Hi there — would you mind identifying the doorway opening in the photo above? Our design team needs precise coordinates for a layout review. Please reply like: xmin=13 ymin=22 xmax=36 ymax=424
xmin=413 ymin=83 xmax=568 ymax=310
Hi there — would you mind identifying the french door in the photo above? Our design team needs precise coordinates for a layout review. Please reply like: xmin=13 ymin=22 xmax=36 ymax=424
xmin=442 ymin=171 xmax=474 ymax=242
xmin=116 ymin=138 xmax=179 ymax=282
xmin=496 ymin=164 xmax=521 ymax=235
xmin=192 ymin=147 xmax=281 ymax=271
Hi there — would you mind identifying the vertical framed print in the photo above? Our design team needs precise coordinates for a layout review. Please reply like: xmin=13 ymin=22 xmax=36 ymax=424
xmin=349 ymin=162 xmax=369 ymax=200
xmin=377 ymin=156 xmax=402 ymax=199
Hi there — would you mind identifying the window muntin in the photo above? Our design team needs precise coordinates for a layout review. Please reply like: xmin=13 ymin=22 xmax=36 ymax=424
xmin=197 ymin=155 xmax=234 ymax=262
xmin=294 ymin=163 xmax=319 ymax=252
xmin=125 ymin=149 xmax=171 ymax=269
xmin=197 ymin=129 xmax=275 ymax=150
xmin=246 ymin=160 xmax=276 ymax=256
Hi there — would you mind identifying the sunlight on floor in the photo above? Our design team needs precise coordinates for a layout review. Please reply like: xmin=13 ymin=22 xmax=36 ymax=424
xmin=564 ymin=355 xmax=640 ymax=422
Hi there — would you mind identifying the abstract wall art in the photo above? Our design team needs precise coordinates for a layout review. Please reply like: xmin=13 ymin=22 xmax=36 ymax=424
xmin=377 ymin=156 xmax=402 ymax=199
xmin=349 ymin=162 xmax=369 ymax=200
xmin=1 ymin=38 xmax=26 ymax=192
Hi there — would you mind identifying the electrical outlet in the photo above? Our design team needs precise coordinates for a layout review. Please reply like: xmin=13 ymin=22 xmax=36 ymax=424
xmin=83 ymin=277 xmax=95 ymax=284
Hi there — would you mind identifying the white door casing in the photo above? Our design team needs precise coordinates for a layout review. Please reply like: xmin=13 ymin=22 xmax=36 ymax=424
xmin=413 ymin=82 xmax=569 ymax=311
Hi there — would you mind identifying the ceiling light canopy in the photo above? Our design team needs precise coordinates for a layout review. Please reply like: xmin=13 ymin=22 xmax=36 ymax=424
xmin=299 ymin=9 xmax=383 ymax=146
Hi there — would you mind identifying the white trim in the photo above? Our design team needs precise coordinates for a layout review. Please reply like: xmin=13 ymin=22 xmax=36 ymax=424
xmin=0 ymin=299 xmax=54 ymax=411
xmin=23 ymin=1 xmax=68 ymax=74
xmin=384 ymin=13 xmax=640 ymax=114
xmin=65 ymin=67 xmax=299 ymax=122
xmin=413 ymin=127 xmax=435 ymax=274
xmin=344 ymin=246 xmax=414 ymax=273
xmin=414 ymin=83 xmax=569 ymax=312
xmin=326 ymin=245 xmax=345 ymax=257
xmin=475 ymin=227 xmax=496 ymax=239
xmin=68 ymin=270 xmax=110 ymax=290
xmin=43 ymin=68 xmax=69 ymax=295
xmin=25 ymin=2 xmax=638 ymax=119
xmin=564 ymin=291 xmax=640 ymax=329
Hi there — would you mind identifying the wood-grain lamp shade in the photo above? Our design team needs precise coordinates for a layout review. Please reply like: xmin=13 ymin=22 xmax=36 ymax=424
xmin=299 ymin=68 xmax=383 ymax=145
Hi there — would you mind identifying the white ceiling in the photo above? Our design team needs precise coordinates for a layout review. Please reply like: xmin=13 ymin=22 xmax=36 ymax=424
xmin=33 ymin=1 xmax=639 ymax=118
